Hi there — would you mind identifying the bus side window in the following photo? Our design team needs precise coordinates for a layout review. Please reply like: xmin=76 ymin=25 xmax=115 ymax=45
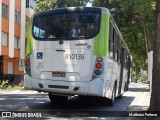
xmin=117 ymin=36 xmax=120 ymax=62
xmin=112 ymin=28 xmax=115 ymax=59
xmin=123 ymin=49 xmax=127 ymax=68
xmin=126 ymin=52 xmax=129 ymax=69
xmin=120 ymin=41 xmax=122 ymax=63
xmin=126 ymin=51 xmax=128 ymax=68
xmin=119 ymin=41 xmax=122 ymax=63
xmin=127 ymin=54 xmax=131 ymax=70
xmin=126 ymin=53 xmax=129 ymax=70
xmin=109 ymin=22 xmax=114 ymax=58
xmin=114 ymin=30 xmax=118 ymax=61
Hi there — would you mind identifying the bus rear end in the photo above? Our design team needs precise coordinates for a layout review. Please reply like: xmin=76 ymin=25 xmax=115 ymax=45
xmin=24 ymin=7 xmax=109 ymax=100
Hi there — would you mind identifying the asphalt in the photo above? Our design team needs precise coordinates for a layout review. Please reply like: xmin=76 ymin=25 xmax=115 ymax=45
xmin=0 ymin=83 xmax=151 ymax=111
xmin=0 ymin=83 xmax=154 ymax=120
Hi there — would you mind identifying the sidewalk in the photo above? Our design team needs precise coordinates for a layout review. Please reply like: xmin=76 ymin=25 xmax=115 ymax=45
xmin=126 ymin=83 xmax=151 ymax=111
xmin=0 ymin=89 xmax=38 ymax=94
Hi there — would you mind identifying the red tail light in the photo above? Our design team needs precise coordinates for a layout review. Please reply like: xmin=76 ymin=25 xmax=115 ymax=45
xmin=96 ymin=63 xmax=101 ymax=69
xmin=25 ymin=61 xmax=30 ymax=66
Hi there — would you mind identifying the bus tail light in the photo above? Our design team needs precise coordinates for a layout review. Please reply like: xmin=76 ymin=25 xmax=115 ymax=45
xmin=25 ymin=54 xmax=31 ymax=76
xmin=92 ymin=56 xmax=104 ymax=80
xmin=95 ymin=70 xmax=101 ymax=75
xmin=96 ymin=63 xmax=101 ymax=69
xmin=25 ymin=61 xmax=30 ymax=66
xmin=97 ymin=57 xmax=102 ymax=62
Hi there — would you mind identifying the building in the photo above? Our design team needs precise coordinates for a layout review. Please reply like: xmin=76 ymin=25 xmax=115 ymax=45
xmin=0 ymin=0 xmax=36 ymax=84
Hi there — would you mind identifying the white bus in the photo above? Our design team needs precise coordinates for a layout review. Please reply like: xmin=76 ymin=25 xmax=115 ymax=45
xmin=24 ymin=7 xmax=131 ymax=106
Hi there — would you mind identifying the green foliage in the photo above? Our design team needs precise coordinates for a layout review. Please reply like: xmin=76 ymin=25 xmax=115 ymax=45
xmin=0 ymin=80 xmax=24 ymax=90
xmin=34 ymin=0 xmax=56 ymax=13
xmin=35 ymin=0 xmax=90 ymax=13
xmin=139 ymin=70 xmax=148 ymax=83
xmin=132 ymin=68 xmax=147 ymax=83
xmin=92 ymin=0 xmax=156 ymax=80
xmin=12 ymin=86 xmax=24 ymax=90
xmin=0 ymin=80 xmax=9 ymax=89
xmin=92 ymin=0 xmax=109 ymax=7
xmin=56 ymin=0 xmax=90 ymax=8
xmin=117 ymin=0 xmax=155 ymax=73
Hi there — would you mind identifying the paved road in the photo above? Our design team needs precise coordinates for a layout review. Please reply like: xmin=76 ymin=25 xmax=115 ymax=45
xmin=0 ymin=83 xmax=150 ymax=119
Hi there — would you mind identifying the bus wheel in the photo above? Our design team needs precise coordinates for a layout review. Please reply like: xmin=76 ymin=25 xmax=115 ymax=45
xmin=108 ymin=84 xmax=116 ymax=106
xmin=124 ymin=83 xmax=127 ymax=92
xmin=117 ymin=94 xmax=122 ymax=99
xmin=48 ymin=92 xmax=68 ymax=104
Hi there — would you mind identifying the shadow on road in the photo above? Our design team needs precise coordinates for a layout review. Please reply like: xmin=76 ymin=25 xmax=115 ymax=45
xmin=29 ymin=96 xmax=135 ymax=118
xmin=127 ymin=83 xmax=150 ymax=92
xmin=30 ymin=95 xmax=135 ymax=110
xmin=129 ymin=87 xmax=149 ymax=92
xmin=0 ymin=93 xmax=135 ymax=111
xmin=0 ymin=91 xmax=137 ymax=118
xmin=2 ymin=83 xmax=146 ymax=112
xmin=0 ymin=83 xmax=153 ymax=118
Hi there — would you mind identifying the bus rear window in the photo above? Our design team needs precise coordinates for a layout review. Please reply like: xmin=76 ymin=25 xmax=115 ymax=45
xmin=33 ymin=12 xmax=100 ymax=40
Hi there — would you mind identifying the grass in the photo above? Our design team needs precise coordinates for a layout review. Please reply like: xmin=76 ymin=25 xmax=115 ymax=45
xmin=0 ymin=80 xmax=25 ymax=91
xmin=5 ymin=85 xmax=25 ymax=90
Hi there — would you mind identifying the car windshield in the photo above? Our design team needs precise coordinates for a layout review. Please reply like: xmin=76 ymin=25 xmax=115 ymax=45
xmin=33 ymin=12 xmax=100 ymax=40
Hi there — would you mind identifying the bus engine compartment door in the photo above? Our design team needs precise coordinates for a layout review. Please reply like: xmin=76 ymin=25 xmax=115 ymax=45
xmin=32 ymin=48 xmax=95 ymax=82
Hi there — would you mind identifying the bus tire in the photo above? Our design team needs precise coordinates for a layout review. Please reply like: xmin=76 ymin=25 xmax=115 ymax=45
xmin=48 ymin=92 xmax=68 ymax=104
xmin=124 ymin=83 xmax=127 ymax=92
xmin=117 ymin=94 xmax=122 ymax=99
xmin=108 ymin=84 xmax=116 ymax=106
xmin=79 ymin=95 xmax=89 ymax=101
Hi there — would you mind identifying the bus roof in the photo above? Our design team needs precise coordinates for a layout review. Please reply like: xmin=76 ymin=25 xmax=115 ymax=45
xmin=34 ymin=7 xmax=103 ymax=17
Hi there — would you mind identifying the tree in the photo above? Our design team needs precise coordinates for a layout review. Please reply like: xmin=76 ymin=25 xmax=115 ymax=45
xmin=35 ymin=0 xmax=90 ymax=13
xmin=34 ymin=0 xmax=56 ymax=12
xmin=92 ymin=0 xmax=155 ymax=81
xmin=116 ymin=0 xmax=155 ymax=81
xmin=92 ymin=0 xmax=109 ymax=7
xmin=56 ymin=0 xmax=90 ymax=8
xmin=148 ymin=0 xmax=160 ymax=111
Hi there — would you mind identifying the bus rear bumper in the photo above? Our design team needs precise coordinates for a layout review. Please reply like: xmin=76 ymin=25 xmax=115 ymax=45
xmin=24 ymin=74 xmax=104 ymax=97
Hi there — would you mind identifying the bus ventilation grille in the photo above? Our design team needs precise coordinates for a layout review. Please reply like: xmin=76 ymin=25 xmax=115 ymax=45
xmin=48 ymin=85 xmax=69 ymax=89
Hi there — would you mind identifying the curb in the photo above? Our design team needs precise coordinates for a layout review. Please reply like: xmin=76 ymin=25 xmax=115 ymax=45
xmin=0 ymin=90 xmax=38 ymax=94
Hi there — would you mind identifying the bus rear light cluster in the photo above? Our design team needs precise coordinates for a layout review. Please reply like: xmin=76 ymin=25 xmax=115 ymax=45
xmin=92 ymin=56 xmax=104 ymax=80
xmin=25 ymin=55 xmax=31 ymax=76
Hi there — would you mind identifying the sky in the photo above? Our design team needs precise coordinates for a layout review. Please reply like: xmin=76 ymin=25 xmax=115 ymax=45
xmin=86 ymin=2 xmax=92 ymax=7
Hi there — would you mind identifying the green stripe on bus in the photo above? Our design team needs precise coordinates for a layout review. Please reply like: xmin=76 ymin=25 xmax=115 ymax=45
xmin=94 ymin=13 xmax=110 ymax=57
xmin=26 ymin=20 xmax=33 ymax=55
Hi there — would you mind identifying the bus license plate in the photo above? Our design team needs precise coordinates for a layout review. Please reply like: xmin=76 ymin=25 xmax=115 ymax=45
xmin=52 ymin=72 xmax=65 ymax=77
